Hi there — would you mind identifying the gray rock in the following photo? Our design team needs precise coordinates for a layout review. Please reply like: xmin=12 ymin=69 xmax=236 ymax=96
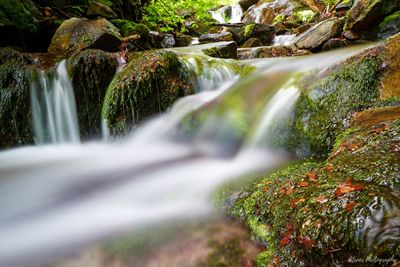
xmin=199 ymin=32 xmax=234 ymax=43
xmin=295 ymin=17 xmax=344 ymax=50
xmin=161 ymin=33 xmax=176 ymax=48
xmin=202 ymin=41 xmax=238 ymax=59
xmin=241 ymin=37 xmax=263 ymax=47
xmin=87 ymin=1 xmax=118 ymax=19
xmin=378 ymin=11 xmax=400 ymax=39
xmin=239 ymin=0 xmax=259 ymax=12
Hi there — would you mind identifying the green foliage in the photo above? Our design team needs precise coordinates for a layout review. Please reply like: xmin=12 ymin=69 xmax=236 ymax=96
xmin=143 ymin=0 xmax=219 ymax=32
xmin=112 ymin=19 xmax=150 ymax=37
xmin=0 ymin=0 xmax=40 ymax=32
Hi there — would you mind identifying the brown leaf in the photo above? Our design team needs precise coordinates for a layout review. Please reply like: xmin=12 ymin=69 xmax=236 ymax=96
xmin=302 ymin=237 xmax=314 ymax=249
xmin=315 ymin=195 xmax=328 ymax=204
xmin=280 ymin=236 xmax=290 ymax=246
xmin=299 ymin=181 xmax=309 ymax=187
xmin=306 ymin=171 xmax=318 ymax=181
xmin=324 ymin=165 xmax=334 ymax=172
xmin=285 ymin=186 xmax=295 ymax=195
xmin=263 ymin=186 xmax=269 ymax=192
xmin=335 ymin=179 xmax=365 ymax=197
xmin=344 ymin=202 xmax=357 ymax=212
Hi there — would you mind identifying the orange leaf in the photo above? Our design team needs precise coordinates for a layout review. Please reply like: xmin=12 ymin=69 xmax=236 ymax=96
xmin=299 ymin=181 xmax=309 ymax=187
xmin=315 ymin=195 xmax=328 ymax=204
xmin=263 ymin=187 xmax=269 ymax=192
xmin=302 ymin=237 xmax=314 ymax=249
xmin=335 ymin=179 xmax=365 ymax=197
xmin=306 ymin=171 xmax=318 ymax=181
xmin=324 ymin=165 xmax=334 ymax=172
xmin=345 ymin=202 xmax=357 ymax=211
xmin=285 ymin=186 xmax=295 ymax=195
xmin=280 ymin=236 xmax=290 ymax=246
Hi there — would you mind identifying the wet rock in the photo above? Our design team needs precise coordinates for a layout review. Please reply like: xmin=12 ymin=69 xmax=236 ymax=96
xmin=175 ymin=33 xmax=193 ymax=47
xmin=238 ymin=48 xmax=260 ymax=59
xmin=297 ymin=0 xmax=324 ymax=12
xmin=242 ymin=0 xmax=291 ymax=25
xmin=0 ymin=47 xmax=34 ymax=148
xmin=295 ymin=17 xmax=345 ymax=51
xmin=199 ymin=32 xmax=234 ymax=43
xmin=67 ymin=49 xmax=117 ymax=139
xmin=241 ymin=37 xmax=263 ymax=47
xmin=257 ymin=45 xmax=311 ymax=57
xmin=202 ymin=41 xmax=238 ymax=59
xmin=321 ymin=38 xmax=354 ymax=51
xmin=230 ymin=23 xmax=275 ymax=45
xmin=102 ymin=50 xmax=194 ymax=136
xmin=379 ymin=33 xmax=400 ymax=99
xmin=344 ymin=0 xmax=400 ymax=35
xmin=335 ymin=0 xmax=354 ymax=11
xmin=87 ymin=1 xmax=117 ymax=19
xmin=378 ymin=10 xmax=400 ymax=39
xmin=112 ymin=20 xmax=150 ymax=38
xmin=239 ymin=0 xmax=260 ymax=12
xmin=48 ymin=18 xmax=122 ymax=55
xmin=231 ymin=113 xmax=400 ymax=265
xmin=161 ymin=33 xmax=176 ymax=48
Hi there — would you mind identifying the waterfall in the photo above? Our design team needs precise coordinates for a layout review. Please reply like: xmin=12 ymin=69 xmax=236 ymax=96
xmin=30 ymin=60 xmax=80 ymax=144
xmin=210 ymin=5 xmax=243 ymax=24
xmin=0 ymin=47 xmax=369 ymax=266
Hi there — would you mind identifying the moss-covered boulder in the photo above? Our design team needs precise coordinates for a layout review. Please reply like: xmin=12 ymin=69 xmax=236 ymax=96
xmin=0 ymin=0 xmax=40 ymax=33
xmin=285 ymin=33 xmax=400 ymax=157
xmin=0 ymin=47 xmax=34 ymax=149
xmin=48 ymin=17 xmax=122 ymax=55
xmin=229 ymin=23 xmax=275 ymax=46
xmin=111 ymin=19 xmax=150 ymax=38
xmin=87 ymin=0 xmax=118 ymax=19
xmin=202 ymin=41 xmax=238 ymax=59
xmin=230 ymin=107 xmax=400 ymax=266
xmin=199 ymin=32 xmax=234 ymax=43
xmin=102 ymin=50 xmax=194 ymax=136
xmin=68 ymin=49 xmax=117 ymax=139
xmin=378 ymin=10 xmax=400 ymax=39
xmin=344 ymin=0 xmax=400 ymax=36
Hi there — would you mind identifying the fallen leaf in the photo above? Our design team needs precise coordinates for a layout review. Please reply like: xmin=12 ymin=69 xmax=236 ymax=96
xmin=302 ymin=237 xmax=314 ymax=249
xmin=306 ymin=171 xmax=318 ymax=181
xmin=280 ymin=236 xmax=290 ymax=246
xmin=285 ymin=186 xmax=295 ymax=195
xmin=315 ymin=195 xmax=328 ymax=204
xmin=299 ymin=181 xmax=309 ymax=187
xmin=324 ymin=165 xmax=334 ymax=172
xmin=335 ymin=179 xmax=365 ymax=197
xmin=344 ymin=202 xmax=357 ymax=211
xmin=263 ymin=187 xmax=269 ymax=192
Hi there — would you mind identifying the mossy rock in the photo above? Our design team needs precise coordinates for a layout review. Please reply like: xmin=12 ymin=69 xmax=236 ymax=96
xmin=0 ymin=47 xmax=34 ymax=149
xmin=378 ymin=10 xmax=400 ymax=39
xmin=282 ymin=34 xmax=400 ymax=157
xmin=68 ymin=49 xmax=117 ymax=139
xmin=230 ymin=108 xmax=400 ymax=266
xmin=111 ymin=19 xmax=150 ymax=38
xmin=202 ymin=41 xmax=238 ymax=59
xmin=0 ymin=0 xmax=40 ymax=33
xmin=48 ymin=17 xmax=122 ymax=55
xmin=102 ymin=50 xmax=194 ymax=136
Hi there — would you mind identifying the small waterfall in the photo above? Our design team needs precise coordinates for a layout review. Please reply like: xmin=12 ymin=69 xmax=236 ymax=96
xmin=0 ymin=46 xmax=371 ymax=266
xmin=210 ymin=5 xmax=243 ymax=24
xmin=30 ymin=60 xmax=80 ymax=144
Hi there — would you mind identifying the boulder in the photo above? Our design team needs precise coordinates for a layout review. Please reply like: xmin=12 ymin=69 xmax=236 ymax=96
xmin=67 ymin=49 xmax=117 ymax=139
xmin=238 ymin=47 xmax=260 ymax=59
xmin=111 ymin=19 xmax=150 ymax=38
xmin=241 ymin=37 xmax=263 ymax=47
xmin=199 ymin=32 xmax=234 ymax=43
xmin=239 ymin=0 xmax=260 ymax=12
xmin=230 ymin=23 xmax=275 ymax=45
xmin=102 ymin=51 xmax=194 ymax=136
xmin=202 ymin=41 xmax=238 ymax=59
xmin=87 ymin=1 xmax=117 ymax=19
xmin=257 ymin=45 xmax=311 ymax=57
xmin=175 ymin=33 xmax=193 ymax=47
xmin=295 ymin=17 xmax=345 ymax=51
xmin=0 ymin=48 xmax=34 ymax=148
xmin=48 ymin=18 xmax=122 ymax=55
xmin=161 ymin=33 xmax=176 ymax=48
xmin=378 ymin=10 xmax=400 ymax=39
xmin=344 ymin=0 xmax=400 ymax=35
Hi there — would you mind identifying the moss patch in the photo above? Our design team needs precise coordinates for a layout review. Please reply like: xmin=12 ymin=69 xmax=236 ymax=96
xmin=112 ymin=19 xmax=150 ymax=38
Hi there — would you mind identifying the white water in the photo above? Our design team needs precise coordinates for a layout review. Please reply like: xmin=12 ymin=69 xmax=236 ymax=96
xmin=273 ymin=34 xmax=297 ymax=46
xmin=210 ymin=5 xmax=243 ymax=24
xmin=30 ymin=60 xmax=80 ymax=144
xmin=0 ymin=46 xmax=371 ymax=266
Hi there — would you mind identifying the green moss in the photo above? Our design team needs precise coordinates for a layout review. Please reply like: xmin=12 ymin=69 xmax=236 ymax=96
xmin=288 ymin=53 xmax=382 ymax=157
xmin=102 ymin=50 xmax=194 ymax=136
xmin=292 ymin=9 xmax=317 ymax=24
xmin=0 ymin=48 xmax=34 ymax=148
xmin=230 ymin=118 xmax=400 ymax=266
xmin=273 ymin=14 xmax=285 ymax=25
xmin=379 ymin=10 xmax=400 ymax=28
xmin=0 ymin=0 xmax=39 ymax=32
xmin=112 ymin=19 xmax=150 ymax=38
xmin=244 ymin=23 xmax=255 ymax=38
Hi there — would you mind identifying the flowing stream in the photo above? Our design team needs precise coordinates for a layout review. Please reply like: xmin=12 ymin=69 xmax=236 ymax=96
xmin=0 ymin=46 xmax=372 ymax=266
xmin=210 ymin=5 xmax=243 ymax=24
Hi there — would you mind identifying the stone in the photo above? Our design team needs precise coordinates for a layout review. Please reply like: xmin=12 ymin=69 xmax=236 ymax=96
xmin=378 ymin=10 xmax=400 ymax=39
xmin=295 ymin=17 xmax=345 ymax=51
xmin=87 ymin=1 xmax=118 ymax=19
xmin=241 ymin=37 xmax=263 ymax=47
xmin=230 ymin=23 xmax=275 ymax=45
xmin=112 ymin=19 xmax=150 ymax=38
xmin=257 ymin=45 xmax=311 ymax=57
xmin=67 ymin=49 xmax=117 ymax=139
xmin=321 ymin=38 xmax=354 ymax=51
xmin=102 ymin=51 xmax=194 ymax=136
xmin=199 ymin=32 xmax=234 ymax=43
xmin=175 ymin=33 xmax=193 ymax=47
xmin=161 ymin=33 xmax=176 ymax=48
xmin=239 ymin=0 xmax=260 ymax=12
xmin=48 ymin=18 xmax=122 ymax=55
xmin=202 ymin=41 xmax=238 ymax=59
xmin=238 ymin=47 xmax=261 ymax=59
xmin=344 ymin=0 xmax=400 ymax=34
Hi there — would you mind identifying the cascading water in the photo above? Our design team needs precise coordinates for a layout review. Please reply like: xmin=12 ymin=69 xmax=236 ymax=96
xmin=210 ymin=5 xmax=243 ymax=24
xmin=0 ymin=46 xmax=381 ymax=266
xmin=30 ymin=60 xmax=80 ymax=144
